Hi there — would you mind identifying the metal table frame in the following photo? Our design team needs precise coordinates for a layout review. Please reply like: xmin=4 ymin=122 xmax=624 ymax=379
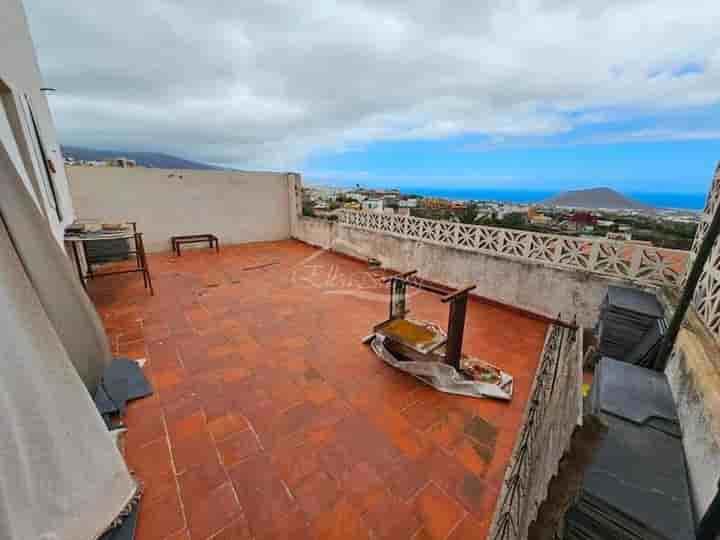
xmin=378 ymin=270 xmax=476 ymax=371
xmin=65 ymin=224 xmax=154 ymax=295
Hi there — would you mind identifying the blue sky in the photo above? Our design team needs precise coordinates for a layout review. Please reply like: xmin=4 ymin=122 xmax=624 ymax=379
xmin=305 ymin=137 xmax=720 ymax=194
xmin=304 ymin=104 xmax=720 ymax=194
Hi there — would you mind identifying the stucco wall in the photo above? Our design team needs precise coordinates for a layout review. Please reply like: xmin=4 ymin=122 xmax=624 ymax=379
xmin=664 ymin=308 xmax=720 ymax=518
xmin=0 ymin=0 xmax=74 ymax=242
xmin=294 ymin=216 xmax=641 ymax=327
xmin=69 ymin=167 xmax=294 ymax=252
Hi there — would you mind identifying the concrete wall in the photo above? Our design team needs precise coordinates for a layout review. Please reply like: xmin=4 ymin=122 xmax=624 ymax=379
xmin=293 ymin=216 xmax=641 ymax=328
xmin=0 ymin=0 xmax=75 ymax=243
xmin=69 ymin=167 xmax=295 ymax=252
xmin=664 ymin=304 xmax=720 ymax=518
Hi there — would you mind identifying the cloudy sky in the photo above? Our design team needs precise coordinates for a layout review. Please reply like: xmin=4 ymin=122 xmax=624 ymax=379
xmin=25 ymin=0 xmax=720 ymax=193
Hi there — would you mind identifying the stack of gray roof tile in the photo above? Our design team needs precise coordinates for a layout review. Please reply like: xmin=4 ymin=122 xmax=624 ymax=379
xmin=596 ymin=286 xmax=666 ymax=367
xmin=564 ymin=358 xmax=694 ymax=540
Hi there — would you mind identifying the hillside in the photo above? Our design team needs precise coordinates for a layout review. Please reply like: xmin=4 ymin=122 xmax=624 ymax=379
xmin=543 ymin=187 xmax=655 ymax=211
xmin=62 ymin=146 xmax=224 ymax=170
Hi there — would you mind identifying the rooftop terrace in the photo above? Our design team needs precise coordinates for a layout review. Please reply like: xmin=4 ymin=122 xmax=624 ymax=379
xmin=89 ymin=240 xmax=549 ymax=540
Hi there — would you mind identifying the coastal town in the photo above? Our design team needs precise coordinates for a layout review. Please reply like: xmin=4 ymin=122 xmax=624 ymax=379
xmin=303 ymin=184 xmax=701 ymax=250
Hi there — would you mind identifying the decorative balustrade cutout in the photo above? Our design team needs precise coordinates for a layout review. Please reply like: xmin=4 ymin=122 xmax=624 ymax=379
xmin=338 ymin=210 xmax=688 ymax=288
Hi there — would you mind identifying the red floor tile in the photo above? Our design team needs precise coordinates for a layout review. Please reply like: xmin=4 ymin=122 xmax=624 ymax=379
xmin=293 ymin=470 xmax=341 ymax=518
xmin=413 ymin=483 xmax=466 ymax=540
xmin=88 ymin=240 xmax=549 ymax=540
xmin=313 ymin=498 xmax=372 ymax=540
xmin=170 ymin=431 xmax=220 ymax=475
xmin=217 ymin=430 xmax=262 ymax=468
xmin=135 ymin=484 xmax=185 ymax=540
xmin=185 ymin=482 xmax=241 ymax=540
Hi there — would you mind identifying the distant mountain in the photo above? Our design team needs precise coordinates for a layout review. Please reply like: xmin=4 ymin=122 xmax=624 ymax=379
xmin=543 ymin=187 xmax=655 ymax=211
xmin=61 ymin=146 xmax=224 ymax=170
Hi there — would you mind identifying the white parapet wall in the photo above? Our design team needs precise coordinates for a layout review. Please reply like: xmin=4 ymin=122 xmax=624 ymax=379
xmin=665 ymin=313 xmax=720 ymax=519
xmin=665 ymin=163 xmax=720 ymax=517
xmin=68 ymin=167 xmax=296 ymax=252
xmin=293 ymin=215 xmax=675 ymax=328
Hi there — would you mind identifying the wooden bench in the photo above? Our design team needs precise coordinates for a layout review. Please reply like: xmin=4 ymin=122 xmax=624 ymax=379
xmin=171 ymin=234 xmax=220 ymax=256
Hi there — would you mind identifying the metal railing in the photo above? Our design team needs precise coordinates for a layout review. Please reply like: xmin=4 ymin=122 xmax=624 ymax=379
xmin=490 ymin=323 xmax=581 ymax=540
xmin=338 ymin=210 xmax=688 ymax=287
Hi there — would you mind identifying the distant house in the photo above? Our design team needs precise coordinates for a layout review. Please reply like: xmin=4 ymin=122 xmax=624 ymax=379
xmin=422 ymin=197 xmax=450 ymax=209
xmin=362 ymin=199 xmax=384 ymax=213
xmin=346 ymin=192 xmax=367 ymax=202
xmin=107 ymin=157 xmax=137 ymax=168
xmin=530 ymin=214 xmax=553 ymax=227
xmin=496 ymin=205 xmax=526 ymax=220
xmin=382 ymin=194 xmax=399 ymax=205
xmin=399 ymin=199 xmax=418 ymax=208
xmin=569 ymin=212 xmax=598 ymax=227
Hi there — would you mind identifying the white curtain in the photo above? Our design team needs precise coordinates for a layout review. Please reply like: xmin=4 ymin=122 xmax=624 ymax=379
xmin=0 ymin=143 xmax=111 ymax=392
xmin=0 ymin=144 xmax=137 ymax=538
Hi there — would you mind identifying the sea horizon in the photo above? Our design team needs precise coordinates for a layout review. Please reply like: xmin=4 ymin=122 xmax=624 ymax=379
xmin=383 ymin=187 xmax=706 ymax=211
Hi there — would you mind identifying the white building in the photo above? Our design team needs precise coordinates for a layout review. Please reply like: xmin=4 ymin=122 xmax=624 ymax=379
xmin=496 ymin=204 xmax=527 ymax=220
xmin=346 ymin=191 xmax=367 ymax=202
xmin=362 ymin=198 xmax=384 ymax=213
xmin=399 ymin=198 xmax=418 ymax=208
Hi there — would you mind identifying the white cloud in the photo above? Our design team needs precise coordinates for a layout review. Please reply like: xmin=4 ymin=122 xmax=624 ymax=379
xmin=23 ymin=0 xmax=720 ymax=169
xmin=461 ymin=127 xmax=720 ymax=151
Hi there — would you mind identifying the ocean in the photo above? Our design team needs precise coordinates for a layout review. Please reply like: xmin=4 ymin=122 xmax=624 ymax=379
xmin=400 ymin=187 xmax=706 ymax=211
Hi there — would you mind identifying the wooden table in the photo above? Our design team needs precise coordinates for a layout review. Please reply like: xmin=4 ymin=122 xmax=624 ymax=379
xmin=65 ymin=227 xmax=154 ymax=295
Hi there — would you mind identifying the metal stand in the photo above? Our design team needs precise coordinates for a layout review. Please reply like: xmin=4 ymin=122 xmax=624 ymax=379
xmin=67 ymin=230 xmax=153 ymax=296
xmin=382 ymin=270 xmax=476 ymax=370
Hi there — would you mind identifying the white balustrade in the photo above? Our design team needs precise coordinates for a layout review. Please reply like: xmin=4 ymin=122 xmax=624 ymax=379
xmin=689 ymin=164 xmax=720 ymax=341
xmin=338 ymin=210 xmax=689 ymax=287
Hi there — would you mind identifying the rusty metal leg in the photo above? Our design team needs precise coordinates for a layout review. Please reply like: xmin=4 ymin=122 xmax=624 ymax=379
xmin=390 ymin=278 xmax=407 ymax=319
xmin=81 ymin=241 xmax=95 ymax=278
xmin=134 ymin=234 xmax=148 ymax=288
xmin=445 ymin=294 xmax=468 ymax=371
xmin=136 ymin=233 xmax=154 ymax=295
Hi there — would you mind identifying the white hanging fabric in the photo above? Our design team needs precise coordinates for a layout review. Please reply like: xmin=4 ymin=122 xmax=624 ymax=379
xmin=0 ymin=145 xmax=138 ymax=539
xmin=0 ymin=139 xmax=112 ymax=392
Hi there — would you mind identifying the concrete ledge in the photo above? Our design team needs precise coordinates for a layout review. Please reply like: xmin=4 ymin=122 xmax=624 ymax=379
xmin=293 ymin=216 xmax=649 ymax=328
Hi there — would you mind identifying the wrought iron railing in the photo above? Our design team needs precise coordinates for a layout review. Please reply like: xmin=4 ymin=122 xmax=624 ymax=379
xmin=489 ymin=322 xmax=581 ymax=540
xmin=338 ymin=210 xmax=688 ymax=287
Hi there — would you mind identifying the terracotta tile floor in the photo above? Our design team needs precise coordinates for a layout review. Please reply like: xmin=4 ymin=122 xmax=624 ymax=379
xmin=88 ymin=240 xmax=548 ymax=540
